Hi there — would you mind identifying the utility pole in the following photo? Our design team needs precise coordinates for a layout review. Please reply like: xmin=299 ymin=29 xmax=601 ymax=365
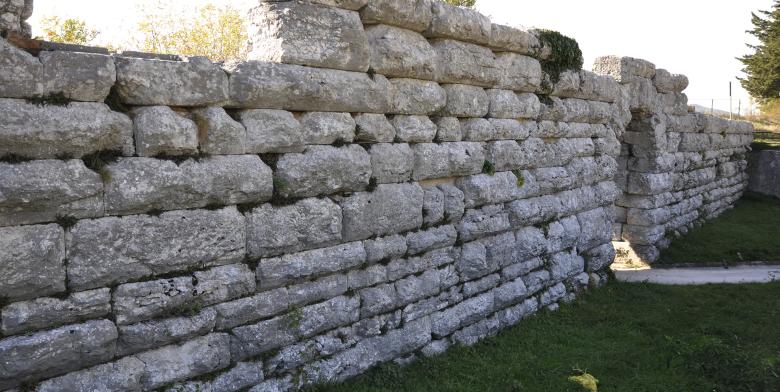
xmin=738 ymin=100 xmax=742 ymax=118
xmin=729 ymin=82 xmax=733 ymax=120
xmin=711 ymin=99 xmax=714 ymax=115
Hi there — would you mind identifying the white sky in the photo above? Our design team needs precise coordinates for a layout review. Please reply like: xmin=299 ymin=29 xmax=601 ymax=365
xmin=30 ymin=0 xmax=771 ymax=113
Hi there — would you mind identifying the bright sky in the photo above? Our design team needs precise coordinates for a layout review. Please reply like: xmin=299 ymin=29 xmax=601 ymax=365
xmin=30 ymin=0 xmax=771 ymax=113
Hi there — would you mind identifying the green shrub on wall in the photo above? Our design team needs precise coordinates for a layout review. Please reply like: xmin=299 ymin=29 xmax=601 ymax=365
xmin=536 ymin=29 xmax=584 ymax=85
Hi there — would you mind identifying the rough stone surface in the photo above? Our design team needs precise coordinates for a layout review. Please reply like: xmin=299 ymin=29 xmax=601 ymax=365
xmin=359 ymin=0 xmax=433 ymax=32
xmin=354 ymin=113 xmax=395 ymax=142
xmin=340 ymin=183 xmax=424 ymax=241
xmin=370 ymin=143 xmax=414 ymax=183
xmin=299 ymin=112 xmax=356 ymax=145
xmin=275 ymin=145 xmax=371 ymax=198
xmin=426 ymin=1 xmax=491 ymax=45
xmin=1 ymin=288 xmax=110 ymax=335
xmin=238 ymin=109 xmax=305 ymax=154
xmin=392 ymin=115 xmax=438 ymax=142
xmin=257 ymin=242 xmax=366 ymax=289
xmin=133 ymin=106 xmax=198 ymax=157
xmin=39 ymin=51 xmax=115 ymax=102
xmin=0 ymin=224 xmax=65 ymax=302
xmin=389 ymin=78 xmax=446 ymax=115
xmin=367 ymin=25 xmax=438 ymax=80
xmin=192 ymin=106 xmax=247 ymax=155
xmin=748 ymin=150 xmax=780 ymax=198
xmin=134 ymin=333 xmax=231 ymax=390
xmin=431 ymin=39 xmax=499 ymax=87
xmin=440 ymin=84 xmax=489 ymax=117
xmin=0 ymin=38 xmax=41 ymax=98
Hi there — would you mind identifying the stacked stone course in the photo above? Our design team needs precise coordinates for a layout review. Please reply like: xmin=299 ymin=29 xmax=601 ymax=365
xmin=0 ymin=0 xmax=752 ymax=390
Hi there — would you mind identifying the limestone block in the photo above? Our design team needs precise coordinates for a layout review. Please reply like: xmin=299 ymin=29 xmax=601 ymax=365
xmin=274 ymin=145 xmax=371 ymax=198
xmin=0 ymin=99 xmax=133 ymax=159
xmin=484 ymin=140 xmax=524 ymax=171
xmin=671 ymin=74 xmax=689 ymax=92
xmin=39 ymin=51 xmax=115 ymax=102
xmin=367 ymin=25 xmax=438 ymax=80
xmin=0 ymin=224 xmax=65 ymax=302
xmin=116 ymin=308 xmax=217 ymax=356
xmin=229 ymin=61 xmax=390 ymax=113
xmin=423 ymin=186 xmax=445 ymax=226
xmin=489 ymin=24 xmax=542 ymax=56
xmin=463 ymin=273 xmax=500 ymax=298
xmin=359 ymin=0 xmax=433 ymax=32
xmin=370 ymin=143 xmax=414 ymax=183
xmin=456 ymin=204 xmax=511 ymax=242
xmin=288 ymin=274 xmax=349 ymax=308
xmin=348 ymin=264 xmax=388 ymax=289
xmin=246 ymin=198 xmax=342 ymax=258
xmin=389 ymin=78 xmax=446 ymax=115
xmin=440 ymin=84 xmax=489 ymax=117
xmin=551 ymin=70 xmax=619 ymax=103
xmin=0 ymin=38 xmax=41 ymax=98
xmin=0 ymin=319 xmax=117 ymax=390
xmin=488 ymin=119 xmax=535 ymax=141
xmin=257 ymin=242 xmax=366 ymax=289
xmin=622 ymin=224 xmax=665 ymax=245
xmin=486 ymin=89 xmax=529 ymax=119
xmin=548 ymin=251 xmax=585 ymax=282
xmin=363 ymin=235 xmax=408 ymax=264
xmin=359 ymin=283 xmax=397 ymax=317
xmin=211 ymin=287 xmax=290 ymax=330
xmin=134 ymin=333 xmax=231 ymax=390
xmin=247 ymin=1 xmax=369 ymax=72
xmin=105 ymin=156 xmax=273 ymax=215
xmin=115 ymin=56 xmax=228 ymax=106
xmin=434 ymin=116 xmax=462 ymax=142
xmin=132 ymin=106 xmax=198 ymax=157
xmin=627 ymin=172 xmax=674 ymax=195
xmin=395 ymin=269 xmax=442 ymax=305
xmin=306 ymin=0 xmax=368 ymax=10
xmin=67 ymin=207 xmax=246 ymax=290
xmin=431 ymin=39 xmax=499 ymax=87
xmin=494 ymin=53 xmax=542 ymax=92
xmin=192 ymin=106 xmax=247 ymax=155
xmin=425 ymin=1 xmax=491 ymax=45
xmin=0 ymin=159 xmax=103 ymax=227
xmin=653 ymin=68 xmax=675 ymax=93
xmin=406 ymin=225 xmax=457 ymax=255
xmin=592 ymin=56 xmax=656 ymax=82
xmin=340 ymin=183 xmax=424 ymax=241
xmin=430 ymin=292 xmax=493 ymax=337
xmin=238 ymin=109 xmax=305 ymax=153
xmin=460 ymin=118 xmax=496 ymax=141
xmin=1 ymin=288 xmax=110 ymax=336
xmin=411 ymin=142 xmax=485 ymax=180
xmin=456 ymin=172 xmax=521 ymax=209
xmin=298 ymin=112 xmax=356 ymax=144
xmin=35 ymin=357 xmax=145 ymax=392
xmin=391 ymin=115 xmax=437 ymax=142
xmin=386 ymin=247 xmax=457 ymax=281
xmin=354 ymin=113 xmax=395 ymax=142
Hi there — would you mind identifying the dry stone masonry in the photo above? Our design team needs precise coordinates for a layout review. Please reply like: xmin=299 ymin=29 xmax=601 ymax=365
xmin=0 ymin=0 xmax=753 ymax=390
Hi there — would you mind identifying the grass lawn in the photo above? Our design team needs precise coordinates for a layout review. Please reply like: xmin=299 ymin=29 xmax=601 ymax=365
xmin=316 ymin=282 xmax=780 ymax=392
xmin=657 ymin=192 xmax=780 ymax=264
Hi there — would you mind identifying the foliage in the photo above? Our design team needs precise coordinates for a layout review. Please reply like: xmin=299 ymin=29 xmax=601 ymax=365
xmin=316 ymin=282 xmax=780 ymax=391
xmin=482 ymin=160 xmax=495 ymax=176
xmin=568 ymin=370 xmax=598 ymax=392
xmin=536 ymin=30 xmax=584 ymax=86
xmin=442 ymin=0 xmax=476 ymax=7
xmin=136 ymin=3 xmax=247 ymax=62
xmin=739 ymin=1 xmax=780 ymax=101
xmin=39 ymin=16 xmax=98 ymax=45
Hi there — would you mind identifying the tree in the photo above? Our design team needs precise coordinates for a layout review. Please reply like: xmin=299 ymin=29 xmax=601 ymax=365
xmin=443 ymin=0 xmax=477 ymax=8
xmin=136 ymin=3 xmax=247 ymax=63
xmin=39 ymin=16 xmax=99 ymax=45
xmin=739 ymin=1 xmax=780 ymax=102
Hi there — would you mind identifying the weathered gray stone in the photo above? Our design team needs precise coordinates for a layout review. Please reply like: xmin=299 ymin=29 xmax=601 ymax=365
xmin=439 ymin=184 xmax=466 ymax=222
xmin=425 ymin=1 xmax=491 ymax=45
xmin=463 ymin=273 xmax=500 ymax=297
xmin=354 ymin=113 xmax=395 ymax=142
xmin=412 ymin=142 xmax=485 ymax=180
xmin=489 ymin=119 xmax=534 ymax=141
xmin=275 ymin=145 xmax=371 ymax=198
xmin=456 ymin=172 xmax=521 ymax=208
xmin=135 ymin=333 xmax=231 ymax=390
xmin=423 ymin=186 xmax=445 ymax=225
xmin=439 ymin=84 xmax=489 ymax=117
xmin=391 ymin=115 xmax=437 ymax=142
xmin=576 ymin=207 xmax=614 ymax=250
xmin=113 ymin=264 xmax=254 ymax=325
xmin=363 ymin=234 xmax=408 ymax=263
xmin=434 ymin=116 xmax=462 ymax=142
xmin=257 ymin=242 xmax=366 ymax=289
xmin=211 ymin=287 xmax=290 ymax=330
xmin=288 ymin=274 xmax=349 ymax=308
xmin=456 ymin=204 xmax=511 ymax=242
xmin=132 ymin=106 xmax=198 ymax=157
xmin=457 ymin=241 xmax=494 ymax=280
xmin=0 ymin=159 xmax=103 ymax=227
xmin=395 ymin=269 xmax=441 ymax=305
xmin=451 ymin=315 xmax=500 ymax=346
xmin=0 ymin=319 xmax=117 ymax=389
xmin=228 ymin=61 xmax=390 ymax=113
xmin=246 ymin=198 xmax=342 ymax=258
xmin=237 ymin=109 xmax=305 ymax=154
xmin=370 ymin=143 xmax=414 ymax=183
xmin=389 ymin=78 xmax=446 ymax=115
xmin=348 ymin=264 xmax=388 ymax=290
xmin=0 ymin=38 xmax=41 ymax=98
xmin=460 ymin=118 xmax=496 ymax=141
xmin=105 ymin=156 xmax=272 ymax=215
xmin=494 ymin=52 xmax=542 ymax=92
xmin=1 ymin=288 xmax=110 ymax=336
xmin=496 ymin=297 xmax=538 ymax=328
xmin=299 ymin=112 xmax=356 ymax=144
xmin=514 ymin=226 xmax=548 ymax=260
xmin=584 ymin=243 xmax=616 ymax=272
xmin=359 ymin=0 xmax=433 ymax=32
xmin=488 ymin=24 xmax=542 ymax=55
xmin=247 ymin=2 xmax=369 ymax=72
xmin=115 ymin=56 xmax=228 ymax=106
xmin=35 ymin=357 xmax=145 ymax=392
xmin=38 ymin=51 xmax=114 ymax=102
xmin=0 ymin=224 xmax=65 ymax=302
xmin=407 ymin=225 xmax=457 ymax=255
xmin=116 ymin=308 xmax=217 ymax=356
xmin=592 ymin=56 xmax=656 ymax=82
xmin=548 ymin=251 xmax=585 ymax=282
xmin=431 ymin=292 xmax=493 ymax=337
xmin=387 ymin=247 xmax=458 ymax=281
xmin=360 ymin=283 xmax=397 ymax=317
xmin=748 ymin=150 xmax=780 ymax=199
xmin=340 ymin=183 xmax=424 ymax=241
xmin=367 ymin=25 xmax=437 ymax=80
xmin=192 ymin=106 xmax=247 ymax=155
xmin=68 ymin=207 xmax=246 ymax=290
xmin=0 ymin=99 xmax=133 ymax=159
xmin=431 ymin=39 xmax=499 ymax=87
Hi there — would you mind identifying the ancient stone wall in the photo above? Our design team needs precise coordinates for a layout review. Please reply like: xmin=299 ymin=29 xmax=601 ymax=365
xmin=0 ymin=0 xmax=752 ymax=390
xmin=748 ymin=150 xmax=780 ymax=198
xmin=0 ymin=0 xmax=32 ymax=37
xmin=593 ymin=57 xmax=754 ymax=262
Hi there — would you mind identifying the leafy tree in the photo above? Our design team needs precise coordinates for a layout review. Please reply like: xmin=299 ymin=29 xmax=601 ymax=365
xmin=136 ymin=3 xmax=247 ymax=62
xmin=443 ymin=0 xmax=477 ymax=8
xmin=39 ymin=16 xmax=98 ymax=45
xmin=739 ymin=1 xmax=780 ymax=101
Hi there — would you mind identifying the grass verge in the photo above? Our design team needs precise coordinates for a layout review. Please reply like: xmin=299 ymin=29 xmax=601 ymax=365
xmin=316 ymin=282 xmax=780 ymax=392
xmin=658 ymin=192 xmax=780 ymax=264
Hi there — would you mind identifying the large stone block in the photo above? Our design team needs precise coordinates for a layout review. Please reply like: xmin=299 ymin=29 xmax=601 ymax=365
xmin=0 ymin=319 xmax=117 ymax=390
xmin=299 ymin=112 xmax=356 ymax=144
xmin=340 ymin=183 xmax=424 ymax=241
xmin=211 ymin=287 xmax=290 ymax=330
xmin=192 ymin=106 xmax=247 ymax=155
xmin=367 ymin=25 xmax=438 ymax=80
xmin=228 ymin=61 xmax=390 ymax=113
xmin=440 ymin=84 xmax=489 ymax=117
xmin=391 ymin=114 xmax=437 ymax=142
xmin=116 ymin=308 xmax=217 ymax=356
xmin=456 ymin=171 xmax=522 ymax=208
xmin=488 ymin=24 xmax=543 ymax=56
xmin=258 ymin=242 xmax=366 ymax=290
xmin=354 ymin=113 xmax=395 ymax=143
xmin=370 ymin=142 xmax=414 ymax=183
xmin=238 ymin=109 xmax=305 ymax=154
xmin=274 ymin=145 xmax=371 ymax=198
xmin=592 ymin=56 xmax=656 ymax=82
xmin=456 ymin=204 xmax=511 ymax=242
xmin=105 ymin=155 xmax=272 ymax=215
xmin=431 ymin=39 xmax=499 ymax=87
xmin=0 ymin=159 xmax=103 ymax=226
xmin=39 ymin=51 xmax=115 ymax=102
xmin=247 ymin=1 xmax=369 ymax=72
xmin=411 ymin=142 xmax=485 ymax=181
xmin=0 ymin=99 xmax=133 ymax=159
xmin=494 ymin=52 xmax=542 ymax=92
xmin=0 ymin=38 xmax=41 ymax=98
xmin=35 ymin=357 xmax=145 ymax=392
xmin=134 ymin=333 xmax=231 ymax=390
xmin=67 ymin=207 xmax=246 ymax=290
xmin=0 ymin=224 xmax=65 ymax=302
xmin=430 ymin=292 xmax=494 ymax=337
xmin=132 ymin=106 xmax=198 ymax=157
xmin=115 ymin=56 xmax=228 ymax=106
xmin=425 ymin=1 xmax=491 ymax=45
xmin=1 ymin=288 xmax=110 ymax=336
xmin=359 ymin=0 xmax=433 ymax=32
xmin=389 ymin=78 xmax=446 ymax=115
xmin=246 ymin=198 xmax=342 ymax=258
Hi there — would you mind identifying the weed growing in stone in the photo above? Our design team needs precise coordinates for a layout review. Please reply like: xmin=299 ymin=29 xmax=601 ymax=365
xmin=26 ymin=92 xmax=71 ymax=107
xmin=536 ymin=30 xmax=584 ymax=84
xmin=482 ymin=160 xmax=496 ymax=176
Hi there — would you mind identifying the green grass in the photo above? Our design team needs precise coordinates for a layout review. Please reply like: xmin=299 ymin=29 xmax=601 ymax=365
xmin=658 ymin=192 xmax=780 ymax=264
xmin=317 ymin=282 xmax=780 ymax=392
